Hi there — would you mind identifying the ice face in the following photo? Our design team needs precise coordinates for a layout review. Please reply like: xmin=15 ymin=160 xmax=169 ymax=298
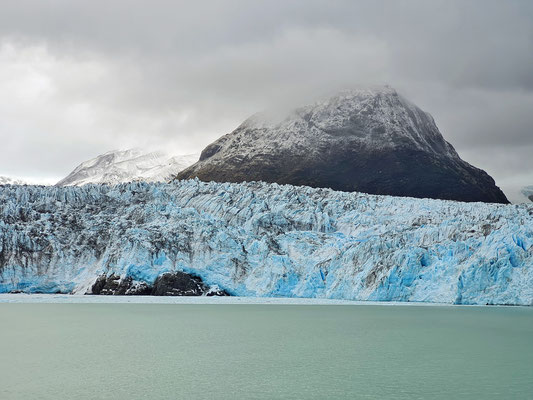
xmin=0 ymin=179 xmax=531 ymax=305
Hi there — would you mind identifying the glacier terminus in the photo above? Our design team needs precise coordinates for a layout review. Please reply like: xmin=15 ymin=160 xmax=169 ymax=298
xmin=0 ymin=180 xmax=531 ymax=305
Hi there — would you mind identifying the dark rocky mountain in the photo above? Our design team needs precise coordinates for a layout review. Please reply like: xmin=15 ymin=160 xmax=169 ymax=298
xmin=177 ymin=87 xmax=508 ymax=203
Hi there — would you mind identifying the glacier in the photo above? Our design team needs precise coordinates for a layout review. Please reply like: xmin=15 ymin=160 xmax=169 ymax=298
xmin=0 ymin=179 xmax=531 ymax=305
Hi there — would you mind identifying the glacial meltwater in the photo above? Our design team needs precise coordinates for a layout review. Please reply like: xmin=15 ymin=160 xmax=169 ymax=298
xmin=0 ymin=301 xmax=531 ymax=399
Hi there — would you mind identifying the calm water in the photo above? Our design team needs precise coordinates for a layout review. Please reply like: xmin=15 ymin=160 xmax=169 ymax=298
xmin=0 ymin=304 xmax=531 ymax=399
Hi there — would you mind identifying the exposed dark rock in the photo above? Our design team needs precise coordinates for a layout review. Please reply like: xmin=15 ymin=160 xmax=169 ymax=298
xmin=90 ymin=274 xmax=115 ymax=295
xmin=90 ymin=274 xmax=148 ymax=295
xmin=88 ymin=271 xmax=230 ymax=296
xmin=151 ymin=272 xmax=206 ymax=296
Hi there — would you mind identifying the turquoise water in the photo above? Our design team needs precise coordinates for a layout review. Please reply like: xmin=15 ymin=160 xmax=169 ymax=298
xmin=0 ymin=304 xmax=531 ymax=399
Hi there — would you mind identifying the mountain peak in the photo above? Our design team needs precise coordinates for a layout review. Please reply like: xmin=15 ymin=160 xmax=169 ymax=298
xmin=57 ymin=149 xmax=199 ymax=186
xmin=238 ymin=86 xmax=456 ymax=158
xmin=177 ymin=88 xmax=508 ymax=204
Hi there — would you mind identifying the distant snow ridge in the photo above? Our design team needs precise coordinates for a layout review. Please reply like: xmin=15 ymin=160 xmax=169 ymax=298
xmin=0 ymin=176 xmax=29 ymax=185
xmin=0 ymin=181 xmax=531 ymax=304
xmin=56 ymin=149 xmax=199 ymax=186
xmin=522 ymin=186 xmax=533 ymax=202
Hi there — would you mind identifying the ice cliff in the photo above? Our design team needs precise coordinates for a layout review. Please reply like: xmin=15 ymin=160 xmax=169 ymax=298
xmin=0 ymin=180 xmax=531 ymax=305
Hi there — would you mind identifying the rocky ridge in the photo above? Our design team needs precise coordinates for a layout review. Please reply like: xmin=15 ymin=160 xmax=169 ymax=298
xmin=178 ymin=87 xmax=508 ymax=203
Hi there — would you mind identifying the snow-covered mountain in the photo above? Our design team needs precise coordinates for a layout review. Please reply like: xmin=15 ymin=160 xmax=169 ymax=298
xmin=56 ymin=149 xmax=198 ymax=186
xmin=0 ymin=180 xmax=531 ymax=304
xmin=178 ymin=86 xmax=508 ymax=204
xmin=522 ymin=186 xmax=533 ymax=202
xmin=0 ymin=176 xmax=29 ymax=185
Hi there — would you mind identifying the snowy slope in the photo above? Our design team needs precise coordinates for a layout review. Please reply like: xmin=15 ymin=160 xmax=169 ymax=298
xmin=0 ymin=176 xmax=30 ymax=185
xmin=522 ymin=186 xmax=533 ymax=202
xmin=0 ymin=180 xmax=531 ymax=305
xmin=178 ymin=86 xmax=508 ymax=203
xmin=56 ymin=149 xmax=198 ymax=186
xmin=236 ymin=86 xmax=458 ymax=155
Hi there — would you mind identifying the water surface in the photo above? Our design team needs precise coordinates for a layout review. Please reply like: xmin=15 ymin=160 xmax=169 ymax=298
xmin=0 ymin=303 xmax=531 ymax=399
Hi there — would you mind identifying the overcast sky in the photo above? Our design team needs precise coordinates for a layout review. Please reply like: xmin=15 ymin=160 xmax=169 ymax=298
xmin=0 ymin=0 xmax=532 ymax=201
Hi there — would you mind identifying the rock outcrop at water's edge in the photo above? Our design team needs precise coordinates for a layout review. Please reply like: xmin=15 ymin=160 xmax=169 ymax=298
xmin=0 ymin=180 xmax=531 ymax=305
xmin=89 ymin=271 xmax=230 ymax=296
